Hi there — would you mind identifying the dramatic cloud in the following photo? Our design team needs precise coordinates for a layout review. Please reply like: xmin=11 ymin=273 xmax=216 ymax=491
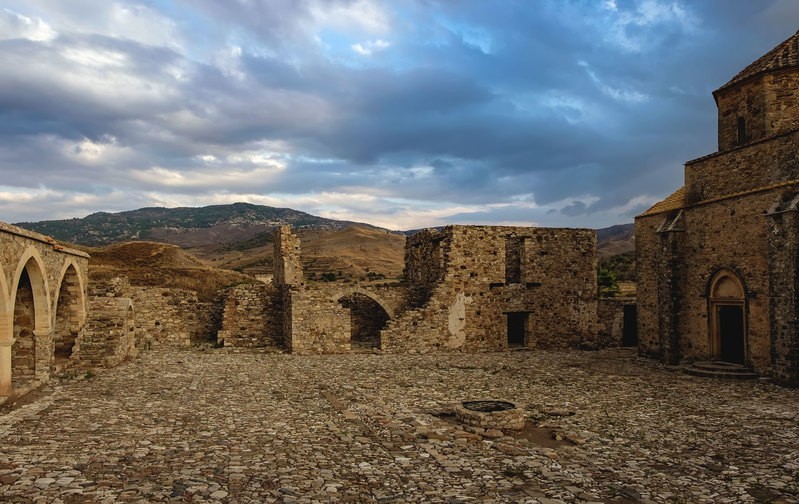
xmin=0 ymin=0 xmax=797 ymax=229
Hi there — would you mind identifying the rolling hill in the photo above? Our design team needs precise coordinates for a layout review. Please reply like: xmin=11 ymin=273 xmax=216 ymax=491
xmin=14 ymin=203 xmax=635 ymax=283
xmin=15 ymin=202 xmax=383 ymax=247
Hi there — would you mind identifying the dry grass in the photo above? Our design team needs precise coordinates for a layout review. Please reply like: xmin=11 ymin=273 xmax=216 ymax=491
xmin=76 ymin=241 xmax=257 ymax=301
xmin=187 ymin=226 xmax=406 ymax=281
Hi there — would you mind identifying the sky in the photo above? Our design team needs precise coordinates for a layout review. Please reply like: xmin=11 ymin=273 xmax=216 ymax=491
xmin=0 ymin=0 xmax=797 ymax=230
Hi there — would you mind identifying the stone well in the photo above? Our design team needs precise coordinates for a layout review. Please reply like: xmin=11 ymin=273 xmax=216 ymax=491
xmin=454 ymin=400 xmax=525 ymax=430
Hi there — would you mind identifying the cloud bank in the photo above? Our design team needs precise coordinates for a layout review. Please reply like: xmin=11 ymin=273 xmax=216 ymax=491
xmin=0 ymin=0 xmax=797 ymax=229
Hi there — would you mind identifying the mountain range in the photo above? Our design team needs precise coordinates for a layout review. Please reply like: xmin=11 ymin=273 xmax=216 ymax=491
xmin=14 ymin=203 xmax=634 ymax=280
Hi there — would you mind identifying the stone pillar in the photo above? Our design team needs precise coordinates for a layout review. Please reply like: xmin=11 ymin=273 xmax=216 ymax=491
xmin=766 ymin=201 xmax=799 ymax=387
xmin=0 ymin=338 xmax=14 ymax=396
xmin=273 ymin=225 xmax=303 ymax=287
xmin=656 ymin=211 xmax=686 ymax=365
xmin=274 ymin=226 xmax=303 ymax=352
xmin=33 ymin=328 xmax=53 ymax=381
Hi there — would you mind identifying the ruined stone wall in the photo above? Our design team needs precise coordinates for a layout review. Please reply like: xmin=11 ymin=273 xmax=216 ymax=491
xmin=285 ymin=284 xmax=351 ymax=354
xmin=73 ymin=297 xmax=136 ymax=369
xmin=403 ymin=229 xmax=446 ymax=307
xmin=274 ymin=225 xmax=303 ymax=286
xmin=685 ymin=130 xmax=799 ymax=204
xmin=339 ymin=294 xmax=389 ymax=346
xmin=597 ymin=297 xmax=634 ymax=348
xmin=522 ymin=228 xmax=598 ymax=348
xmin=217 ymin=283 xmax=282 ymax=348
xmin=90 ymin=277 xmax=222 ymax=348
xmin=382 ymin=226 xmax=597 ymax=353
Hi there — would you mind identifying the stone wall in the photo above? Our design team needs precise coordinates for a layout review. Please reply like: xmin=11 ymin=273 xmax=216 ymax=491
xmin=685 ymin=130 xmax=799 ymax=205
xmin=285 ymin=284 xmax=352 ymax=354
xmin=217 ymin=283 xmax=282 ymax=348
xmin=382 ymin=226 xmax=598 ymax=353
xmin=90 ymin=277 xmax=222 ymax=348
xmin=73 ymin=297 xmax=136 ymax=369
xmin=596 ymin=297 xmax=635 ymax=348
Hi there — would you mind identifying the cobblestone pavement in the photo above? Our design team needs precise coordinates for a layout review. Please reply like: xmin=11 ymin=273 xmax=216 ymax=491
xmin=1 ymin=347 xmax=798 ymax=503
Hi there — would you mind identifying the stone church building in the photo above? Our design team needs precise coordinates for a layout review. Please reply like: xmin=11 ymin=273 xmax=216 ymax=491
xmin=636 ymin=30 xmax=799 ymax=386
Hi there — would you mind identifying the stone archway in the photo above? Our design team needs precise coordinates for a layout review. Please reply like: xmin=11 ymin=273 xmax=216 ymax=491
xmin=53 ymin=263 xmax=85 ymax=368
xmin=12 ymin=255 xmax=50 ymax=382
xmin=337 ymin=291 xmax=391 ymax=351
xmin=708 ymin=270 xmax=747 ymax=364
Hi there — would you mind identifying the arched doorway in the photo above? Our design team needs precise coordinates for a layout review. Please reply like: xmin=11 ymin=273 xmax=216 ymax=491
xmin=338 ymin=293 xmax=390 ymax=351
xmin=708 ymin=270 xmax=747 ymax=364
xmin=13 ymin=268 xmax=37 ymax=380
xmin=53 ymin=264 xmax=84 ymax=368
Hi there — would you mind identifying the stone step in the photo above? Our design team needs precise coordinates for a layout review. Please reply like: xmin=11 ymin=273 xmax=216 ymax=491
xmin=691 ymin=361 xmax=751 ymax=372
xmin=683 ymin=362 xmax=759 ymax=380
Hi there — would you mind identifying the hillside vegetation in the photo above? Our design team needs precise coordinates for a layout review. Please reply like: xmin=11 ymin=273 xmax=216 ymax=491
xmin=16 ymin=202 xmax=381 ymax=247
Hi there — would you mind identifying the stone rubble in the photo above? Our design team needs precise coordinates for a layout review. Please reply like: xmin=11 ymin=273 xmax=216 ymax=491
xmin=1 ymin=347 xmax=798 ymax=503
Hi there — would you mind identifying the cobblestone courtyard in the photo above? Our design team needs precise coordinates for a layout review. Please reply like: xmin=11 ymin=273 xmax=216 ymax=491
xmin=1 ymin=348 xmax=798 ymax=503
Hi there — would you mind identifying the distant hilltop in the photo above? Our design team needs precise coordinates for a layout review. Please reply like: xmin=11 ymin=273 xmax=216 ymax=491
xmin=14 ymin=202 xmax=385 ymax=248
xmin=13 ymin=202 xmax=634 ymax=257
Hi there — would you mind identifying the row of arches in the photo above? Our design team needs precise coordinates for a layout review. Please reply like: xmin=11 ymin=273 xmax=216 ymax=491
xmin=0 ymin=247 xmax=87 ymax=395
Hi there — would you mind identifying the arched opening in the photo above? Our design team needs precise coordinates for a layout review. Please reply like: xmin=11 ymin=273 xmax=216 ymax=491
xmin=708 ymin=270 xmax=747 ymax=364
xmin=338 ymin=293 xmax=390 ymax=351
xmin=53 ymin=264 xmax=84 ymax=366
xmin=12 ymin=268 xmax=37 ymax=380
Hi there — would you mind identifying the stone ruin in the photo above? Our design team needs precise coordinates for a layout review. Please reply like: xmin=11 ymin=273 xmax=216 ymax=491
xmin=218 ymin=224 xmax=600 ymax=354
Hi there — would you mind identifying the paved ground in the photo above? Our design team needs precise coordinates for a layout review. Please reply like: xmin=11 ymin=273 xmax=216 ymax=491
xmin=1 ymin=347 xmax=798 ymax=503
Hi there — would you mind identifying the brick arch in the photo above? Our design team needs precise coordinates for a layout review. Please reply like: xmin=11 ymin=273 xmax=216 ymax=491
xmin=331 ymin=287 xmax=395 ymax=319
xmin=12 ymin=248 xmax=52 ymax=332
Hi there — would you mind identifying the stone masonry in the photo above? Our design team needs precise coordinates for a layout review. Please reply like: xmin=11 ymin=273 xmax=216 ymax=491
xmin=0 ymin=222 xmax=90 ymax=398
xmin=381 ymin=226 xmax=598 ymax=353
xmin=72 ymin=297 xmax=136 ymax=369
xmin=636 ymin=29 xmax=799 ymax=385
xmin=90 ymin=277 xmax=222 ymax=348
xmin=217 ymin=283 xmax=282 ymax=348
xmin=217 ymin=224 xmax=598 ymax=355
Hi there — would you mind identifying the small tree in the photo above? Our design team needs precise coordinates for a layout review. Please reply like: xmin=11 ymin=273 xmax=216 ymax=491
xmin=598 ymin=267 xmax=620 ymax=297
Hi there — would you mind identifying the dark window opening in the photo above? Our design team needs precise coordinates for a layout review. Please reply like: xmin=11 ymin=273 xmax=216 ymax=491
xmin=505 ymin=237 xmax=523 ymax=284
xmin=622 ymin=305 xmax=637 ymax=346
xmin=736 ymin=117 xmax=747 ymax=146
xmin=507 ymin=312 xmax=527 ymax=347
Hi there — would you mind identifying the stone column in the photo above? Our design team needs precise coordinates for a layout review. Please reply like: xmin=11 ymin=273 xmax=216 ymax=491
xmin=0 ymin=338 xmax=14 ymax=396
xmin=33 ymin=328 xmax=53 ymax=381
xmin=274 ymin=226 xmax=303 ymax=352
xmin=656 ymin=211 xmax=686 ymax=365
xmin=767 ymin=202 xmax=799 ymax=387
